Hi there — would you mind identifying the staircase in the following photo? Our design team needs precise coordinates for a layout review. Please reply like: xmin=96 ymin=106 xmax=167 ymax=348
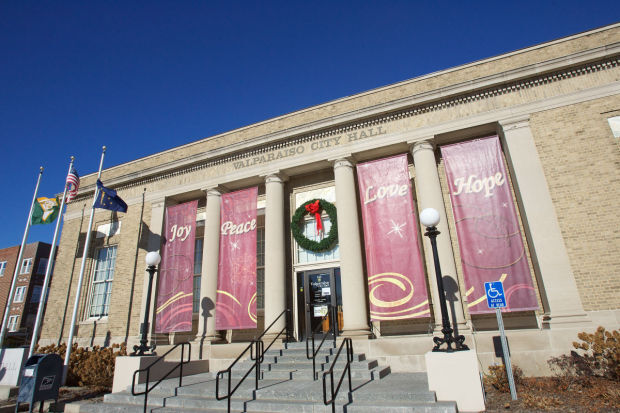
xmin=73 ymin=342 xmax=457 ymax=413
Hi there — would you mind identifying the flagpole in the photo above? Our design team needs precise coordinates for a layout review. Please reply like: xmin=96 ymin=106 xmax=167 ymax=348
xmin=63 ymin=147 xmax=105 ymax=384
xmin=0 ymin=167 xmax=44 ymax=348
xmin=28 ymin=157 xmax=75 ymax=358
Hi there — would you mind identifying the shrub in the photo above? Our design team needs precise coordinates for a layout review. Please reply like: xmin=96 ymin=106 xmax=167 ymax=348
xmin=36 ymin=342 xmax=127 ymax=388
xmin=485 ymin=363 xmax=523 ymax=392
xmin=548 ymin=326 xmax=619 ymax=381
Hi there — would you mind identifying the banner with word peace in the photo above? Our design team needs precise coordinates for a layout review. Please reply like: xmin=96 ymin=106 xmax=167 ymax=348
xmin=155 ymin=200 xmax=198 ymax=332
xmin=216 ymin=187 xmax=258 ymax=330
xmin=357 ymin=154 xmax=430 ymax=321
xmin=441 ymin=136 xmax=538 ymax=314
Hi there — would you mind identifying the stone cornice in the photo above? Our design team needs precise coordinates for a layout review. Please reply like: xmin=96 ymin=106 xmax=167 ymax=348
xmin=71 ymin=44 xmax=620 ymax=202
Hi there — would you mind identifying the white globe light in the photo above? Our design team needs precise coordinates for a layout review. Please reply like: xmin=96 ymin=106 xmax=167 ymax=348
xmin=420 ymin=208 xmax=440 ymax=227
xmin=145 ymin=251 xmax=161 ymax=266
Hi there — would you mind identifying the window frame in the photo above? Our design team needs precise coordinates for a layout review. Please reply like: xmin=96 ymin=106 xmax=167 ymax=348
xmin=14 ymin=286 xmax=27 ymax=303
xmin=7 ymin=315 xmax=19 ymax=332
xmin=87 ymin=245 xmax=117 ymax=319
xmin=20 ymin=258 xmax=33 ymax=274
xmin=0 ymin=261 xmax=6 ymax=276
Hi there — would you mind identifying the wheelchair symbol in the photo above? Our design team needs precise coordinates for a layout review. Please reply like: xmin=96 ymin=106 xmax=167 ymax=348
xmin=487 ymin=286 xmax=502 ymax=299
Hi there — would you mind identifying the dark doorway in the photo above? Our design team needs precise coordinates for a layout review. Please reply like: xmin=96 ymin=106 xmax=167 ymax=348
xmin=296 ymin=268 xmax=342 ymax=341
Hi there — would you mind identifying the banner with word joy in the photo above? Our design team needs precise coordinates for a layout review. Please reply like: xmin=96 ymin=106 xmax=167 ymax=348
xmin=357 ymin=154 xmax=430 ymax=321
xmin=155 ymin=200 xmax=198 ymax=332
xmin=441 ymin=136 xmax=538 ymax=314
xmin=216 ymin=187 xmax=258 ymax=329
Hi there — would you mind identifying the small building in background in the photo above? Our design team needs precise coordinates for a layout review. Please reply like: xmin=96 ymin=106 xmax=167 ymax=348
xmin=0 ymin=242 xmax=52 ymax=347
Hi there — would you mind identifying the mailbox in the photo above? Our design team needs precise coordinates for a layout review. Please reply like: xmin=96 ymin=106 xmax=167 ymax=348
xmin=16 ymin=353 xmax=63 ymax=413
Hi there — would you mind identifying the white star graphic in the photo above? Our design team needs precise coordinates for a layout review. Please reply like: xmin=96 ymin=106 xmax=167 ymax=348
xmin=502 ymin=202 xmax=508 ymax=207
xmin=477 ymin=249 xmax=484 ymax=255
xmin=387 ymin=220 xmax=406 ymax=238
xmin=230 ymin=241 xmax=240 ymax=250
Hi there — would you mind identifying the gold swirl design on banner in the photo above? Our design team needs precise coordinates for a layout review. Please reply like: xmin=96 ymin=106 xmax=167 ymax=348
xmin=368 ymin=273 xmax=414 ymax=308
xmin=217 ymin=290 xmax=241 ymax=306
xmin=156 ymin=291 xmax=193 ymax=314
xmin=248 ymin=293 xmax=257 ymax=323
xmin=466 ymin=273 xmax=507 ymax=308
xmin=368 ymin=273 xmax=429 ymax=319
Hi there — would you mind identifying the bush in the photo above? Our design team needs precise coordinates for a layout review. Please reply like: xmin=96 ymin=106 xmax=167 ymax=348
xmin=36 ymin=342 xmax=127 ymax=388
xmin=548 ymin=326 xmax=619 ymax=381
xmin=485 ymin=363 xmax=523 ymax=392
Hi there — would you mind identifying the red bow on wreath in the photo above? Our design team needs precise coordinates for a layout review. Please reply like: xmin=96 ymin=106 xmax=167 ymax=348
xmin=305 ymin=200 xmax=323 ymax=235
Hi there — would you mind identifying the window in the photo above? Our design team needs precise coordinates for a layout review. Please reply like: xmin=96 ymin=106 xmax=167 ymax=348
xmin=36 ymin=258 xmax=48 ymax=275
xmin=30 ymin=286 xmax=42 ymax=303
xmin=20 ymin=258 xmax=33 ymax=274
xmin=608 ymin=116 xmax=620 ymax=138
xmin=296 ymin=216 xmax=340 ymax=264
xmin=14 ymin=286 xmax=27 ymax=303
xmin=7 ymin=315 xmax=19 ymax=332
xmin=88 ymin=246 xmax=117 ymax=318
xmin=257 ymin=226 xmax=265 ymax=309
xmin=0 ymin=261 xmax=6 ymax=276
xmin=192 ymin=238 xmax=204 ymax=313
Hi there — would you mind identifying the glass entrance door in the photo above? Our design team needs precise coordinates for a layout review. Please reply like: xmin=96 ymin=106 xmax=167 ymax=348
xmin=296 ymin=268 xmax=342 ymax=341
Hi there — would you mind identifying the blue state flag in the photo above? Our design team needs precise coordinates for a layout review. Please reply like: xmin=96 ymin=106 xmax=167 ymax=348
xmin=94 ymin=180 xmax=128 ymax=212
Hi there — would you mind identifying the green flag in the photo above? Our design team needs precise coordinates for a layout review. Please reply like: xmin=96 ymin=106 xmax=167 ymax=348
xmin=31 ymin=196 xmax=60 ymax=225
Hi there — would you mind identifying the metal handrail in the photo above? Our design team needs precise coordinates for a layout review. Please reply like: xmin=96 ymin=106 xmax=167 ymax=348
xmin=131 ymin=342 xmax=191 ymax=413
xmin=306 ymin=304 xmax=337 ymax=380
xmin=254 ymin=309 xmax=291 ymax=358
xmin=322 ymin=338 xmax=353 ymax=413
xmin=216 ymin=309 xmax=290 ymax=413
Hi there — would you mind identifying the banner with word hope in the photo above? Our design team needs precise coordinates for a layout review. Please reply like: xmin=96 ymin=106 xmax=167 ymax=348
xmin=357 ymin=154 xmax=430 ymax=321
xmin=155 ymin=200 xmax=198 ymax=333
xmin=216 ymin=187 xmax=258 ymax=330
xmin=441 ymin=136 xmax=538 ymax=314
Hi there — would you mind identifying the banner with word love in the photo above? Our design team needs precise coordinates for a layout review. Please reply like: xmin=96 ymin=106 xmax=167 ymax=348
xmin=155 ymin=200 xmax=198 ymax=332
xmin=441 ymin=136 xmax=538 ymax=314
xmin=357 ymin=154 xmax=430 ymax=321
xmin=216 ymin=187 xmax=258 ymax=329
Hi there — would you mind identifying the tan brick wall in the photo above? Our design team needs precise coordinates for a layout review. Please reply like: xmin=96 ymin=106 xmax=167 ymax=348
xmin=40 ymin=197 xmax=152 ymax=345
xmin=529 ymin=96 xmax=620 ymax=311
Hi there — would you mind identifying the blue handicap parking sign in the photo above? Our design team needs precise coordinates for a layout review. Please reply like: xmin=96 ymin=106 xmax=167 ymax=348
xmin=485 ymin=281 xmax=507 ymax=308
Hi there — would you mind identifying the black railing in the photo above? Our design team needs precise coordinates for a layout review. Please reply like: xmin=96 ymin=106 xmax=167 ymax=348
xmin=306 ymin=304 xmax=337 ymax=380
xmin=131 ymin=342 xmax=191 ymax=413
xmin=322 ymin=337 xmax=353 ymax=413
xmin=216 ymin=309 xmax=290 ymax=413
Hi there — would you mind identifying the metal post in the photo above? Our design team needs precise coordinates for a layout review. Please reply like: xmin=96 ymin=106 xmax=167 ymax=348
xmin=496 ymin=308 xmax=517 ymax=400
xmin=424 ymin=226 xmax=468 ymax=352
xmin=133 ymin=265 xmax=156 ymax=355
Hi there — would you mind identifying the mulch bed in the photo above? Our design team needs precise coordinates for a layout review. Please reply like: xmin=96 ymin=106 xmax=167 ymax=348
xmin=484 ymin=376 xmax=620 ymax=412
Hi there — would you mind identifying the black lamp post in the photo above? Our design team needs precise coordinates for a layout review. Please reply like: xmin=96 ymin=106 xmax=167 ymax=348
xmin=420 ymin=208 xmax=468 ymax=352
xmin=133 ymin=251 xmax=161 ymax=356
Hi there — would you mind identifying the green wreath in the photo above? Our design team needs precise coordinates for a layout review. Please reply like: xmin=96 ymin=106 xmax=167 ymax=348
xmin=291 ymin=199 xmax=338 ymax=252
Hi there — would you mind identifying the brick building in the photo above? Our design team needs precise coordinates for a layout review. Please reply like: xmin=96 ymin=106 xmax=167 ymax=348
xmin=38 ymin=24 xmax=620 ymax=375
xmin=0 ymin=242 xmax=52 ymax=346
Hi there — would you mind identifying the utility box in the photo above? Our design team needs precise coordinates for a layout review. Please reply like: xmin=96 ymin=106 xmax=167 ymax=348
xmin=16 ymin=354 xmax=63 ymax=413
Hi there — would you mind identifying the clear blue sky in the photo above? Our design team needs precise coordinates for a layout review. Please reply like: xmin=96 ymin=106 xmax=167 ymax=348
xmin=1 ymin=1 xmax=618 ymax=248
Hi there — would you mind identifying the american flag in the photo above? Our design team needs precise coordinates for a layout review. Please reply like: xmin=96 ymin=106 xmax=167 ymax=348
xmin=66 ymin=167 xmax=80 ymax=202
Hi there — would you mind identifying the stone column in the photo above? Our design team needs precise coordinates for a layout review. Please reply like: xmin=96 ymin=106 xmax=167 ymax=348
xmin=332 ymin=157 xmax=370 ymax=336
xmin=138 ymin=197 xmax=166 ymax=345
xmin=195 ymin=187 xmax=223 ymax=350
xmin=411 ymin=140 xmax=468 ymax=332
xmin=498 ymin=116 xmax=589 ymax=327
xmin=264 ymin=173 xmax=287 ymax=336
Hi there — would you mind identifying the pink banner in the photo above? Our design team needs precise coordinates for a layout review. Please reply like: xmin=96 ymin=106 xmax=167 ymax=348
xmin=216 ymin=187 xmax=258 ymax=330
xmin=155 ymin=200 xmax=197 ymax=333
xmin=357 ymin=154 xmax=430 ymax=321
xmin=441 ymin=136 xmax=538 ymax=314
